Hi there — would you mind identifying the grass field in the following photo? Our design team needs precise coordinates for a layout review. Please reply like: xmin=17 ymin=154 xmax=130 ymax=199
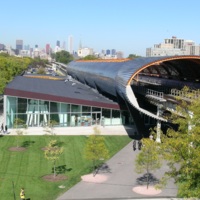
xmin=0 ymin=135 xmax=132 ymax=200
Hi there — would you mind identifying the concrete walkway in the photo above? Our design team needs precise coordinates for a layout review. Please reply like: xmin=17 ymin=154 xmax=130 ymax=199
xmin=6 ymin=125 xmax=135 ymax=136
xmin=56 ymin=142 xmax=178 ymax=200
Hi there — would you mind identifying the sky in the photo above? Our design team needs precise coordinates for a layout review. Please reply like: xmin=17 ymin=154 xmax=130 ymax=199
xmin=1 ymin=0 xmax=200 ymax=57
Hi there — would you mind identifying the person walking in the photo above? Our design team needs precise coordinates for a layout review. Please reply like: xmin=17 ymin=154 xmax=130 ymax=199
xmin=138 ymin=140 xmax=142 ymax=150
xmin=0 ymin=123 xmax=3 ymax=133
xmin=133 ymin=140 xmax=136 ymax=151
xmin=4 ymin=125 xmax=7 ymax=134
xmin=20 ymin=188 xmax=25 ymax=200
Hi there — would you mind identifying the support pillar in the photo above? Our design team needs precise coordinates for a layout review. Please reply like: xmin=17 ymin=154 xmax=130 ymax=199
xmin=156 ymin=105 xmax=161 ymax=143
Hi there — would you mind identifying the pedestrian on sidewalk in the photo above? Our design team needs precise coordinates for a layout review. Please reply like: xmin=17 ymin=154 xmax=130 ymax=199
xmin=4 ymin=125 xmax=7 ymax=134
xmin=138 ymin=140 xmax=142 ymax=150
xmin=133 ymin=140 xmax=136 ymax=151
xmin=0 ymin=123 xmax=3 ymax=133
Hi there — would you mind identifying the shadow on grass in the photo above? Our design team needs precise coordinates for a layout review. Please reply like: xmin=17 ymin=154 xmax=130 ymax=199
xmin=52 ymin=165 xmax=72 ymax=174
xmin=21 ymin=141 xmax=35 ymax=147
xmin=55 ymin=141 xmax=65 ymax=147
xmin=136 ymin=173 xmax=159 ymax=185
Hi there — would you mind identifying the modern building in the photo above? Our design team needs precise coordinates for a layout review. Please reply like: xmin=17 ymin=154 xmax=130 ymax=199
xmin=16 ymin=40 xmax=23 ymax=50
xmin=20 ymin=50 xmax=31 ymax=57
xmin=0 ymin=43 xmax=5 ymax=50
xmin=3 ymin=56 xmax=200 ymax=139
xmin=4 ymin=75 xmax=130 ymax=129
xmin=116 ymin=51 xmax=124 ymax=58
xmin=46 ymin=44 xmax=50 ymax=55
xmin=68 ymin=35 xmax=73 ymax=54
xmin=106 ymin=49 xmax=111 ymax=55
xmin=24 ymin=45 xmax=30 ymax=50
xmin=146 ymin=36 xmax=200 ymax=57
xmin=62 ymin=41 xmax=66 ymax=50
xmin=56 ymin=40 xmax=60 ymax=47
xmin=77 ymin=47 xmax=93 ymax=58
xmin=111 ymin=49 xmax=116 ymax=56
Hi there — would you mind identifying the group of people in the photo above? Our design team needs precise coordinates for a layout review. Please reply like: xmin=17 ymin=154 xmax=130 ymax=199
xmin=0 ymin=123 xmax=7 ymax=134
xmin=133 ymin=140 xmax=142 ymax=151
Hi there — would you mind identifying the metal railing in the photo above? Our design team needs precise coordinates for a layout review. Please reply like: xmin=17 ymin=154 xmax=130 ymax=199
xmin=171 ymin=89 xmax=200 ymax=99
xmin=146 ymin=89 xmax=164 ymax=99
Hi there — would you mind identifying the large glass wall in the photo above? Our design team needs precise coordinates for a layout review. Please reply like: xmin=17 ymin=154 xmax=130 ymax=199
xmin=6 ymin=96 xmax=132 ymax=128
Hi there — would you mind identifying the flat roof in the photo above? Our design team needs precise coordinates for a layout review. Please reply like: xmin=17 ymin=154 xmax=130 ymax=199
xmin=4 ymin=76 xmax=120 ymax=109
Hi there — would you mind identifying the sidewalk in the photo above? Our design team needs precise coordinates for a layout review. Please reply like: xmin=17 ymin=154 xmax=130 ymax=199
xmin=56 ymin=142 xmax=178 ymax=200
xmin=7 ymin=125 xmax=136 ymax=136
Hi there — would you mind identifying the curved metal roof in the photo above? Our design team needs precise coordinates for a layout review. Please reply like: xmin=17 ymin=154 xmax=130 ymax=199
xmin=66 ymin=56 xmax=200 ymax=121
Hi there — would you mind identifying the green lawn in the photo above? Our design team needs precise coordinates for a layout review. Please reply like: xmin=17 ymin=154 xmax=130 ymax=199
xmin=0 ymin=135 xmax=132 ymax=200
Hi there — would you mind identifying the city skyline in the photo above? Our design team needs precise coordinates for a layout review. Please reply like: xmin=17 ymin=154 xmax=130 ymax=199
xmin=1 ymin=0 xmax=200 ymax=57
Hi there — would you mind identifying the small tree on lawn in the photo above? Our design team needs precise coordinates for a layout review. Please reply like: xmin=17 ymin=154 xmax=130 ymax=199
xmin=135 ymin=138 xmax=162 ymax=189
xmin=13 ymin=118 xmax=27 ymax=148
xmin=84 ymin=126 xmax=109 ymax=176
xmin=44 ymin=140 xmax=64 ymax=178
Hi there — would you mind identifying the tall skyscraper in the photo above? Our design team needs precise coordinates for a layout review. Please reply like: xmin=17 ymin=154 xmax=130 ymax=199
xmin=16 ymin=40 xmax=23 ymax=50
xmin=56 ymin=40 xmax=60 ymax=47
xmin=106 ymin=49 xmax=111 ymax=55
xmin=68 ymin=35 xmax=73 ymax=54
xmin=111 ymin=49 xmax=116 ymax=55
xmin=46 ymin=44 xmax=50 ymax=54
xmin=62 ymin=41 xmax=66 ymax=50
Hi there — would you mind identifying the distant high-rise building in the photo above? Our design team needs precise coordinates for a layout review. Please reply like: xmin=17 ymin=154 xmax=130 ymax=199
xmin=146 ymin=36 xmax=200 ymax=57
xmin=24 ymin=45 xmax=30 ymax=50
xmin=111 ymin=49 xmax=116 ymax=55
xmin=16 ymin=40 xmax=23 ymax=50
xmin=56 ymin=40 xmax=60 ymax=47
xmin=68 ymin=35 xmax=73 ymax=54
xmin=46 ymin=44 xmax=50 ymax=54
xmin=101 ymin=49 xmax=105 ymax=55
xmin=35 ymin=44 xmax=38 ymax=48
xmin=106 ymin=49 xmax=111 ymax=55
xmin=116 ymin=51 xmax=124 ymax=58
xmin=62 ymin=41 xmax=66 ymax=50
xmin=0 ymin=43 xmax=5 ymax=50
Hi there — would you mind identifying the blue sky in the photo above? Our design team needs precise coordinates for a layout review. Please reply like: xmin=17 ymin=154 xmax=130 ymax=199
xmin=1 ymin=0 xmax=200 ymax=57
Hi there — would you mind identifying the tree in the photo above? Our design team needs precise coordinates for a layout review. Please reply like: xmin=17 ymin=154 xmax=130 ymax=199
xmin=159 ymin=87 xmax=200 ymax=197
xmin=44 ymin=140 xmax=64 ymax=178
xmin=127 ymin=54 xmax=141 ymax=59
xmin=82 ymin=55 xmax=98 ymax=60
xmin=37 ymin=67 xmax=46 ymax=74
xmin=135 ymin=138 xmax=162 ymax=189
xmin=13 ymin=118 xmax=27 ymax=148
xmin=55 ymin=50 xmax=74 ymax=64
xmin=84 ymin=126 xmax=109 ymax=176
xmin=0 ymin=55 xmax=31 ymax=93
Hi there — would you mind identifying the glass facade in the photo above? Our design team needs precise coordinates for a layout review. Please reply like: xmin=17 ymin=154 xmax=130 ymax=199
xmin=6 ymin=96 xmax=132 ymax=128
